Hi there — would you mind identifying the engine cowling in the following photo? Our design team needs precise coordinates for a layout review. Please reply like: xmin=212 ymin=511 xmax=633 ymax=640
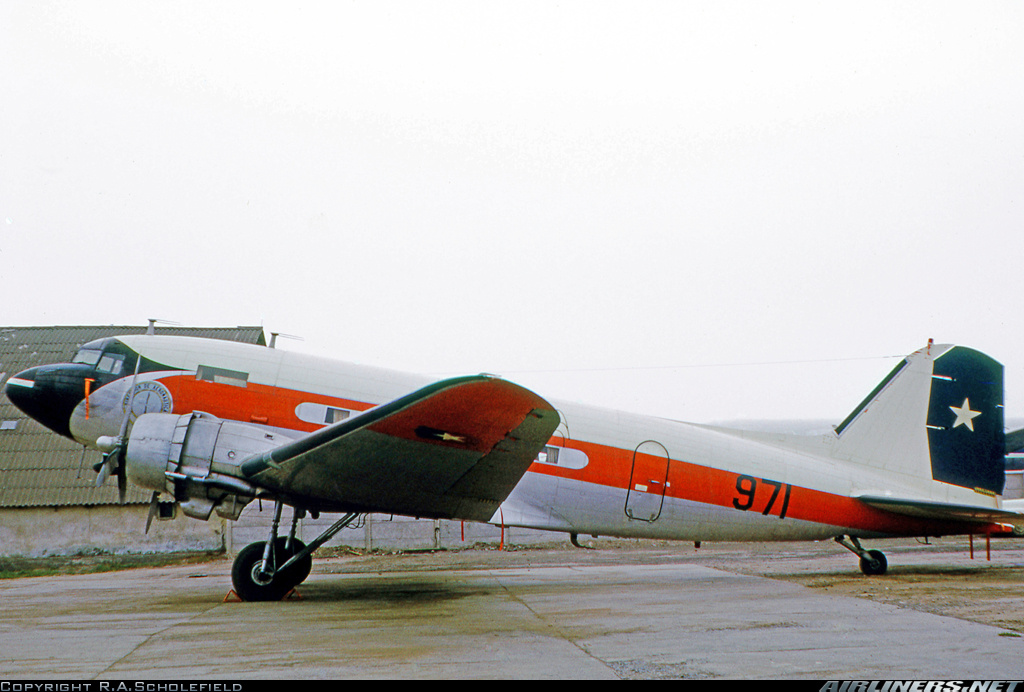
xmin=125 ymin=412 xmax=291 ymax=520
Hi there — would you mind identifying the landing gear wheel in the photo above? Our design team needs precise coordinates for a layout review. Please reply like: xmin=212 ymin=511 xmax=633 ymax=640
xmin=859 ymin=549 xmax=888 ymax=576
xmin=282 ymin=537 xmax=312 ymax=584
xmin=232 ymin=541 xmax=289 ymax=602
xmin=231 ymin=538 xmax=312 ymax=601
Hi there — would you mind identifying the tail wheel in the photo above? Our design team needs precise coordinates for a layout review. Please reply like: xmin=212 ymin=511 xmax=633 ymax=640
xmin=859 ymin=549 xmax=888 ymax=576
xmin=231 ymin=538 xmax=312 ymax=602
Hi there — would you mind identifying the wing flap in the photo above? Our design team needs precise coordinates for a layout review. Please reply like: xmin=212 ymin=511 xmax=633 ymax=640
xmin=241 ymin=376 xmax=559 ymax=522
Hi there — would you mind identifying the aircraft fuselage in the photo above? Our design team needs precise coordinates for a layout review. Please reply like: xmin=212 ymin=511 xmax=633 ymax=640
xmin=6 ymin=334 xmax=1000 ymax=547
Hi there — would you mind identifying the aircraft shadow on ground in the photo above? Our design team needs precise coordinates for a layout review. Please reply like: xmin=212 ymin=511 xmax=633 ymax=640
xmin=293 ymin=575 xmax=493 ymax=604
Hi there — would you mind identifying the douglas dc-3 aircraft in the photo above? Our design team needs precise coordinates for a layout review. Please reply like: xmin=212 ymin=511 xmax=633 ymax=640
xmin=6 ymin=335 xmax=1024 ymax=600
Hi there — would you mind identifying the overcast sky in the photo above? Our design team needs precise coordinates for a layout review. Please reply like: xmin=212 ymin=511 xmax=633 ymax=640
xmin=2 ymin=2 xmax=1022 ymax=425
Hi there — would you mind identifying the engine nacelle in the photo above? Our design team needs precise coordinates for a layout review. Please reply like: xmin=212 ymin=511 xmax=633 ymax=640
xmin=125 ymin=412 xmax=290 ymax=520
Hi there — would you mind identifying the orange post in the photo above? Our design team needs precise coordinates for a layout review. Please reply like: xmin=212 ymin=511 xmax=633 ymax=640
xmin=84 ymin=379 xmax=95 ymax=419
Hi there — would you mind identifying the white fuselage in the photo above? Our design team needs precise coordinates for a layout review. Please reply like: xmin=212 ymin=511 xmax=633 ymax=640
xmin=66 ymin=335 xmax=1001 ymax=542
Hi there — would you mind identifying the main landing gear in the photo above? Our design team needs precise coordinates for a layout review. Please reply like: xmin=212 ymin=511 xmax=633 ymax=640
xmin=230 ymin=502 xmax=362 ymax=601
xmin=835 ymin=535 xmax=888 ymax=575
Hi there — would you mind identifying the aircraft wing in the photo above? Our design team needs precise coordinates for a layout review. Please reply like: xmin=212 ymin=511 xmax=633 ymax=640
xmin=240 ymin=375 xmax=560 ymax=522
xmin=857 ymin=495 xmax=1024 ymax=524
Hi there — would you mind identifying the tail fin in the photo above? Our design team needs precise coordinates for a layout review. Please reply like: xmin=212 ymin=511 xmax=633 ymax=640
xmin=835 ymin=343 xmax=1005 ymax=496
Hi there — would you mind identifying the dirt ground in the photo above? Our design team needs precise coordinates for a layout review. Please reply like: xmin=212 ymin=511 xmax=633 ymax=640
xmin=691 ymin=537 xmax=1024 ymax=636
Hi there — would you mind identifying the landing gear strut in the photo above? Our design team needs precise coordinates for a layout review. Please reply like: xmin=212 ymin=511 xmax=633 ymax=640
xmin=230 ymin=503 xmax=361 ymax=601
xmin=835 ymin=535 xmax=888 ymax=575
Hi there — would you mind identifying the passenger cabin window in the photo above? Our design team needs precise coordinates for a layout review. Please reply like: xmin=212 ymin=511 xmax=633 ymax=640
xmin=533 ymin=445 xmax=589 ymax=470
xmin=537 ymin=447 xmax=559 ymax=465
xmin=295 ymin=402 xmax=354 ymax=426
xmin=196 ymin=365 xmax=249 ymax=388
xmin=326 ymin=407 xmax=350 ymax=424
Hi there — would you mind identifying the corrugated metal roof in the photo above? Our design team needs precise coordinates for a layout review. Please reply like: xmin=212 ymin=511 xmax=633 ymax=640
xmin=0 ymin=325 xmax=266 ymax=508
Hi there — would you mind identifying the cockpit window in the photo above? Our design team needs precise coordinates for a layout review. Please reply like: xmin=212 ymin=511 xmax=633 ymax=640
xmin=97 ymin=354 xmax=125 ymax=375
xmin=72 ymin=349 xmax=102 ymax=366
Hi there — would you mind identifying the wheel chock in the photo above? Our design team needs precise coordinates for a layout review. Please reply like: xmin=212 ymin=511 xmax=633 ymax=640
xmin=221 ymin=588 xmax=302 ymax=602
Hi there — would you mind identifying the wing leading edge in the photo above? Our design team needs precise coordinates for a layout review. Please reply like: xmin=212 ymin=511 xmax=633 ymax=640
xmin=241 ymin=375 xmax=560 ymax=522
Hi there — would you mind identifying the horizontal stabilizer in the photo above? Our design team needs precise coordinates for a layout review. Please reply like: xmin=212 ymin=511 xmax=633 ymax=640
xmin=858 ymin=494 xmax=1022 ymax=524
xmin=1005 ymin=428 xmax=1024 ymax=454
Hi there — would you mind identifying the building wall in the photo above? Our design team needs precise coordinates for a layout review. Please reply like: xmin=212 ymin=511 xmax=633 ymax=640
xmin=1005 ymin=470 xmax=1023 ymax=500
xmin=226 ymin=504 xmax=562 ymax=553
xmin=0 ymin=503 xmax=565 ymax=558
xmin=0 ymin=505 xmax=225 ymax=558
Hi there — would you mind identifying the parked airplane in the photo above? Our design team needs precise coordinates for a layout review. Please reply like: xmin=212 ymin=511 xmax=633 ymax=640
xmin=5 ymin=335 xmax=1023 ymax=600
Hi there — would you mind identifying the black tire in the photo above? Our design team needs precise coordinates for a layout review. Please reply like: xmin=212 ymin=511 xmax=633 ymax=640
xmin=859 ymin=549 xmax=888 ymax=576
xmin=281 ymin=537 xmax=313 ymax=584
xmin=231 ymin=538 xmax=312 ymax=602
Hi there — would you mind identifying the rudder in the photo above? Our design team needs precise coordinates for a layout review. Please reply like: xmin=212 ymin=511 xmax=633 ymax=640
xmin=926 ymin=346 xmax=1004 ymax=494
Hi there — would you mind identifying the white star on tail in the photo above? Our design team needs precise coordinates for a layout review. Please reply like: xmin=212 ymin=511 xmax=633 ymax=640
xmin=949 ymin=398 xmax=982 ymax=431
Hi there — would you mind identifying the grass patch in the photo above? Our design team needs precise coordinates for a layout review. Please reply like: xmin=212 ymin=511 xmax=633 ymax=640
xmin=0 ymin=551 xmax=224 ymax=579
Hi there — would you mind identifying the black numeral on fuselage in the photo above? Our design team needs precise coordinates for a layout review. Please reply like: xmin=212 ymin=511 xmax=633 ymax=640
xmin=732 ymin=475 xmax=792 ymax=519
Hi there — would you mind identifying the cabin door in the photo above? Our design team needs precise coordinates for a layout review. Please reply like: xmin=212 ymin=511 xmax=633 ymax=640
xmin=624 ymin=440 xmax=670 ymax=522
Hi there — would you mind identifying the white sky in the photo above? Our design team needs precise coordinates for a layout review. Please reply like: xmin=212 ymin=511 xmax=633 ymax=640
xmin=2 ymin=2 xmax=1023 ymax=424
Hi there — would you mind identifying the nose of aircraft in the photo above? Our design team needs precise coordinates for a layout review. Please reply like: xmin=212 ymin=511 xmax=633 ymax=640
xmin=4 ymin=364 xmax=90 ymax=439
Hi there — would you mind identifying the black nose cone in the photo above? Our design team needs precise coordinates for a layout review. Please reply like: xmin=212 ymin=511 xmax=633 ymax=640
xmin=4 ymin=367 xmax=42 ymax=418
xmin=4 ymin=364 xmax=89 ymax=439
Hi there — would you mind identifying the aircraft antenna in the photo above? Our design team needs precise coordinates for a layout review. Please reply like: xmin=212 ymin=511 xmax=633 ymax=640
xmin=269 ymin=332 xmax=304 ymax=349
xmin=147 ymin=318 xmax=181 ymax=335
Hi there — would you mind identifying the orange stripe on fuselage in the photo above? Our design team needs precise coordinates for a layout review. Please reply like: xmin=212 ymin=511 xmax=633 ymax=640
xmin=156 ymin=373 xmax=372 ymax=433
xmin=526 ymin=440 xmax=989 ymax=537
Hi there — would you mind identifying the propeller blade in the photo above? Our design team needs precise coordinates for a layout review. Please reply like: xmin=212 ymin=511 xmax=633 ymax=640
xmin=99 ymin=356 xmax=144 ymax=493
xmin=145 ymin=492 xmax=159 ymax=533
xmin=117 ymin=464 xmax=127 ymax=504
xmin=118 ymin=357 xmax=144 ymax=439
xmin=95 ymin=455 xmax=113 ymax=488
